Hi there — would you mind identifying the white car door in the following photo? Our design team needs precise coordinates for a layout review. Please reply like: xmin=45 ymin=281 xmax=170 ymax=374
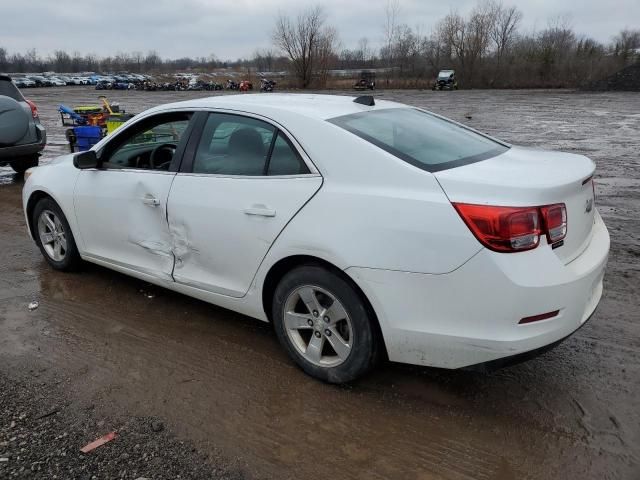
xmin=74 ymin=111 xmax=195 ymax=280
xmin=167 ymin=112 xmax=322 ymax=297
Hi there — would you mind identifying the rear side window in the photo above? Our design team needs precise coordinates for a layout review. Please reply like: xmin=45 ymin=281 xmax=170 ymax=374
xmin=192 ymin=113 xmax=309 ymax=176
xmin=329 ymin=108 xmax=508 ymax=172
xmin=267 ymin=132 xmax=308 ymax=176
xmin=0 ymin=79 xmax=24 ymax=101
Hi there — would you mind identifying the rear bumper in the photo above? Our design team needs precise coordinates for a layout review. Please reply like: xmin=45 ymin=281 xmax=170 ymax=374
xmin=346 ymin=210 xmax=610 ymax=369
xmin=463 ymin=306 xmax=598 ymax=372
xmin=0 ymin=124 xmax=46 ymax=162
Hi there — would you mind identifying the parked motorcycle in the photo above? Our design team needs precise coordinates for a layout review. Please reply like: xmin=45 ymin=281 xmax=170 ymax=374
xmin=260 ymin=78 xmax=276 ymax=92
xmin=239 ymin=80 xmax=253 ymax=92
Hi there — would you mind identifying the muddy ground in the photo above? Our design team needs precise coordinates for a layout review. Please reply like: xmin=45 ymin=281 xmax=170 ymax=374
xmin=0 ymin=87 xmax=639 ymax=479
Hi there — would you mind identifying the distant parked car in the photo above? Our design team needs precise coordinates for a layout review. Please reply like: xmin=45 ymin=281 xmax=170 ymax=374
xmin=95 ymin=81 xmax=111 ymax=90
xmin=58 ymin=75 xmax=74 ymax=85
xmin=48 ymin=77 xmax=67 ymax=87
xmin=22 ymin=94 xmax=608 ymax=383
xmin=112 ymin=81 xmax=131 ymax=90
xmin=432 ymin=69 xmax=458 ymax=90
xmin=28 ymin=75 xmax=53 ymax=87
xmin=0 ymin=75 xmax=46 ymax=173
xmin=13 ymin=77 xmax=35 ymax=88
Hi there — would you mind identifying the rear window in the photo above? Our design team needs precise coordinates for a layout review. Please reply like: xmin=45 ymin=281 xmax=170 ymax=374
xmin=0 ymin=79 xmax=24 ymax=101
xmin=329 ymin=108 xmax=508 ymax=172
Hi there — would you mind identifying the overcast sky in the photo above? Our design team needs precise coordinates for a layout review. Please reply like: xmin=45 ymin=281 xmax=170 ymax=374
xmin=1 ymin=0 xmax=637 ymax=60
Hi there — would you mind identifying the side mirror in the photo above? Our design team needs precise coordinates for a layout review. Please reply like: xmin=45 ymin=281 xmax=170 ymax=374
xmin=73 ymin=150 xmax=99 ymax=169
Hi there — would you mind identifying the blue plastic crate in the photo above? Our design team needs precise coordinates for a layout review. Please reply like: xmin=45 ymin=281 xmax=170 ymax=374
xmin=73 ymin=126 xmax=102 ymax=151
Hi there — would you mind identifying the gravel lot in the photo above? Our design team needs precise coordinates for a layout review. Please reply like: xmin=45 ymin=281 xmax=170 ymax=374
xmin=1 ymin=87 xmax=639 ymax=479
xmin=0 ymin=372 xmax=242 ymax=479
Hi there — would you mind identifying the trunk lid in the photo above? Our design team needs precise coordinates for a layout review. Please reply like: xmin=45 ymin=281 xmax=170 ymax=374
xmin=435 ymin=146 xmax=596 ymax=263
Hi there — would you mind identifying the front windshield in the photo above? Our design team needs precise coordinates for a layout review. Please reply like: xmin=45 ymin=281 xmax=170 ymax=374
xmin=329 ymin=108 xmax=508 ymax=172
xmin=438 ymin=71 xmax=453 ymax=79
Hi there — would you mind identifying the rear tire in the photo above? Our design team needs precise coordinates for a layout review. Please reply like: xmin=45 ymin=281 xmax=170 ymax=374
xmin=272 ymin=265 xmax=380 ymax=383
xmin=10 ymin=154 xmax=39 ymax=173
xmin=32 ymin=197 xmax=82 ymax=271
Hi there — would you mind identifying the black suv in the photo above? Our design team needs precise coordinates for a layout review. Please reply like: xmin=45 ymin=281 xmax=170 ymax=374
xmin=0 ymin=75 xmax=46 ymax=173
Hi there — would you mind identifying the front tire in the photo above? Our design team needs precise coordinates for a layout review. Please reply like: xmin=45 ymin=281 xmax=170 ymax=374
xmin=32 ymin=197 xmax=82 ymax=271
xmin=10 ymin=154 xmax=39 ymax=173
xmin=272 ymin=265 xmax=380 ymax=383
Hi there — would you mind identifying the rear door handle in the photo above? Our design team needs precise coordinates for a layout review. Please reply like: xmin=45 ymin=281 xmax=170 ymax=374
xmin=244 ymin=206 xmax=276 ymax=217
xmin=142 ymin=195 xmax=160 ymax=207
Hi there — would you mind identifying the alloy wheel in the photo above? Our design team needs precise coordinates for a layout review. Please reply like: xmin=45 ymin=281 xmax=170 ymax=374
xmin=283 ymin=285 xmax=353 ymax=367
xmin=37 ymin=209 xmax=67 ymax=261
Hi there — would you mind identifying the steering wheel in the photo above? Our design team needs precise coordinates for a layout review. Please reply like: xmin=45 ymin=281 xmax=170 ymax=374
xmin=150 ymin=143 xmax=176 ymax=170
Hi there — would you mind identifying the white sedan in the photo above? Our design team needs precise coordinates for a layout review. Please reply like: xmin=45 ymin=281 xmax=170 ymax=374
xmin=22 ymin=94 xmax=609 ymax=383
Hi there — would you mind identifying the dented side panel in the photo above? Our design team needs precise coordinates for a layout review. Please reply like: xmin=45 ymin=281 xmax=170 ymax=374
xmin=74 ymin=170 xmax=177 ymax=280
xmin=167 ymin=175 xmax=322 ymax=297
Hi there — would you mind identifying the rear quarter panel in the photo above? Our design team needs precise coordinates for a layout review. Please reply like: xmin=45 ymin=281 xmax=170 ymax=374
xmin=254 ymin=116 xmax=482 ymax=276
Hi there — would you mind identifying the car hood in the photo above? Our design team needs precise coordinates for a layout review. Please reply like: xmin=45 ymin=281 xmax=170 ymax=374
xmin=46 ymin=153 xmax=76 ymax=166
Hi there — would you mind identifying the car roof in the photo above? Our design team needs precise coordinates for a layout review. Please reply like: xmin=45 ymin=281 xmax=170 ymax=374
xmin=151 ymin=93 xmax=408 ymax=121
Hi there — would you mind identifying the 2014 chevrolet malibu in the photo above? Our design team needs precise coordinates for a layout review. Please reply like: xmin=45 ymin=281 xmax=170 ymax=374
xmin=22 ymin=94 xmax=609 ymax=383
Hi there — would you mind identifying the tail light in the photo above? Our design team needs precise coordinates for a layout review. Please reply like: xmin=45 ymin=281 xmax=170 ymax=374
xmin=25 ymin=99 xmax=38 ymax=118
xmin=540 ymin=204 xmax=567 ymax=243
xmin=453 ymin=203 xmax=567 ymax=253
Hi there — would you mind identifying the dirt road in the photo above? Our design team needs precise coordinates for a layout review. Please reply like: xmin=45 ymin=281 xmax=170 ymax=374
xmin=1 ymin=87 xmax=639 ymax=479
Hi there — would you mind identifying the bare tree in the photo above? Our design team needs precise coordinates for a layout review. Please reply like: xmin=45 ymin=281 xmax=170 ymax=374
xmin=424 ymin=27 xmax=448 ymax=74
xmin=613 ymin=28 xmax=640 ymax=65
xmin=383 ymin=0 xmax=401 ymax=69
xmin=272 ymin=5 xmax=337 ymax=88
xmin=439 ymin=12 xmax=467 ymax=78
xmin=357 ymin=37 xmax=372 ymax=63
xmin=393 ymin=24 xmax=420 ymax=75
xmin=465 ymin=2 xmax=497 ymax=85
xmin=144 ymin=50 xmax=161 ymax=71
xmin=537 ymin=16 xmax=577 ymax=84
xmin=253 ymin=49 xmax=277 ymax=72
xmin=490 ymin=2 xmax=522 ymax=78
xmin=131 ymin=51 xmax=144 ymax=73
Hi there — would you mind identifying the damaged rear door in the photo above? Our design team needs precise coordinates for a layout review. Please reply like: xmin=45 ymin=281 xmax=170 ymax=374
xmin=167 ymin=111 xmax=322 ymax=297
xmin=74 ymin=111 xmax=195 ymax=280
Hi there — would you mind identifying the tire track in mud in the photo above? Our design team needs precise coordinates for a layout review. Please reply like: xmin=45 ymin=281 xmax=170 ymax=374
xmin=11 ymin=296 xmax=521 ymax=479
xmin=1 ymin=260 xmax=636 ymax=478
xmin=8 ymin=292 xmax=628 ymax=479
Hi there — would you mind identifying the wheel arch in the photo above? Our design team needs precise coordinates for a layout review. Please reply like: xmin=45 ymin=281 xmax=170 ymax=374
xmin=261 ymin=254 xmax=388 ymax=358
xmin=25 ymin=189 xmax=54 ymax=241
xmin=26 ymin=189 xmax=77 ymax=244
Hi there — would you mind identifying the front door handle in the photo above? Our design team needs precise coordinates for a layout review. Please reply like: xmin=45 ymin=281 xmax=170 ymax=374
xmin=244 ymin=206 xmax=276 ymax=217
xmin=142 ymin=195 xmax=160 ymax=207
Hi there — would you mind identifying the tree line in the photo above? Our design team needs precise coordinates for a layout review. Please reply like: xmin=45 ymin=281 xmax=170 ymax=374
xmin=1 ymin=1 xmax=639 ymax=89
xmin=277 ymin=1 xmax=640 ymax=88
